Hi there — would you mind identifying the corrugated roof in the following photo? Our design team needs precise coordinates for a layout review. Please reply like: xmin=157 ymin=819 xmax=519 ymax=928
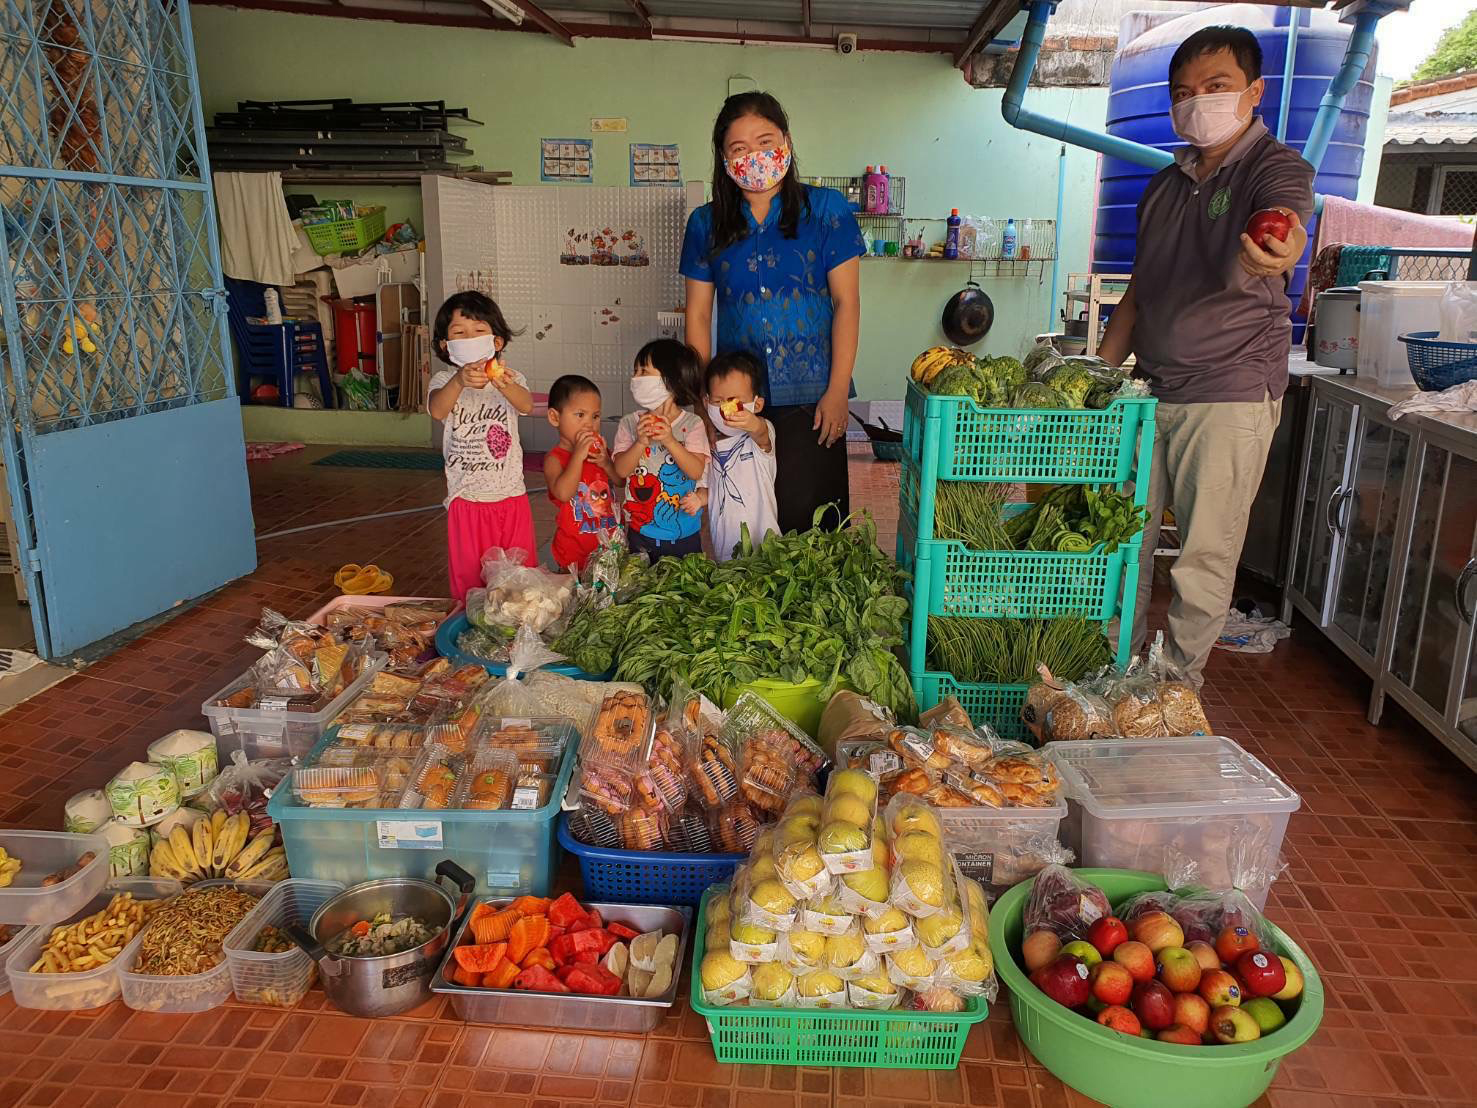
xmin=1385 ymin=113 xmax=1477 ymax=148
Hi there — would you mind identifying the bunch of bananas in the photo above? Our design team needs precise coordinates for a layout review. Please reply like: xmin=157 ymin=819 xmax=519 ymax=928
xmin=909 ymin=346 xmax=973 ymax=386
xmin=149 ymin=811 xmax=287 ymax=883
xmin=0 ymin=846 xmax=21 ymax=887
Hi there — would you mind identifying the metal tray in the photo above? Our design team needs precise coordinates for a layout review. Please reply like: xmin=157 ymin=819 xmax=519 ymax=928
xmin=431 ymin=899 xmax=690 ymax=1033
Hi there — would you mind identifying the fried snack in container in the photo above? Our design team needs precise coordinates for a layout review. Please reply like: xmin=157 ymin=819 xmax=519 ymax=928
xmin=133 ymin=885 xmax=260 ymax=975
xmin=30 ymin=892 xmax=163 ymax=974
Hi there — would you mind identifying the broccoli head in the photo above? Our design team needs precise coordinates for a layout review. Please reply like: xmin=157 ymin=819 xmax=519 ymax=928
xmin=1043 ymin=364 xmax=1094 ymax=409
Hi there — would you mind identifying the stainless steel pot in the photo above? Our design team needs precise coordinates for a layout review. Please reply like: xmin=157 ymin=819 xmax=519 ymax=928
xmin=288 ymin=860 xmax=474 ymax=1018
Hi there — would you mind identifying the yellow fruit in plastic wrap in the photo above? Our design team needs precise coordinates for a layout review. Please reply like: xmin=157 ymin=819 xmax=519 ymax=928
xmin=786 ymin=929 xmax=826 ymax=964
xmin=898 ymin=860 xmax=946 ymax=908
xmin=825 ymin=931 xmax=866 ymax=968
xmin=731 ymin=921 xmax=777 ymax=945
xmin=700 ymin=951 xmax=749 ymax=990
xmin=809 ymin=892 xmax=849 ymax=918
xmin=817 ymin=821 xmax=868 ymax=855
xmin=852 ymin=970 xmax=897 ymax=995
xmin=749 ymin=855 xmax=779 ymax=884
xmin=779 ymin=841 xmax=826 ymax=883
xmin=706 ymin=920 xmax=731 ymax=953
xmin=871 ymin=835 xmax=889 ymax=872
xmin=708 ymin=895 xmax=731 ymax=927
xmin=778 ymin=814 xmax=820 ymax=840
xmin=918 ymin=985 xmax=967 ymax=1012
xmin=915 ymin=907 xmax=963 ymax=949
xmin=841 ymin=868 xmax=889 ymax=903
xmin=890 ymin=945 xmax=936 ymax=979
xmin=824 ymin=794 xmax=872 ymax=829
xmin=749 ymin=879 xmax=797 ymax=914
xmin=786 ymin=794 xmax=823 ymax=818
xmin=893 ymin=831 xmax=945 ymax=869
xmin=963 ymin=876 xmax=987 ymax=917
xmin=827 ymin=768 xmax=878 ymax=806
xmin=863 ymin=908 xmax=910 ymax=935
xmin=796 ymin=970 xmax=845 ymax=997
xmin=891 ymin=804 xmax=942 ymax=839
xmin=971 ymin=939 xmax=994 ymax=979
xmin=751 ymin=961 xmax=795 ymax=1001
xmin=946 ymin=948 xmax=990 ymax=983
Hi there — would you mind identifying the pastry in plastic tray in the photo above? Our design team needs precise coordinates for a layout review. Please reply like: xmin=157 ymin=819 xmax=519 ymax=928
xmin=711 ymin=801 xmax=760 ymax=854
xmin=293 ymin=764 xmax=384 ymax=808
xmin=463 ymin=749 xmax=517 ymax=810
xmin=477 ymin=721 xmax=568 ymax=773
xmin=975 ymin=753 xmax=1061 ymax=807
xmin=578 ymin=762 xmax=635 ymax=815
xmin=690 ymin=733 xmax=738 ymax=809
xmin=618 ymin=807 xmax=668 ymax=850
xmin=335 ymin=723 xmax=429 ymax=752
xmin=739 ymin=741 xmax=796 ymax=816
xmin=584 ymin=689 xmax=652 ymax=761
xmin=402 ymin=743 xmax=464 ymax=810
xmin=644 ymin=724 xmax=688 ymax=811
xmin=931 ymin=727 xmax=995 ymax=770
xmin=887 ymin=727 xmax=951 ymax=772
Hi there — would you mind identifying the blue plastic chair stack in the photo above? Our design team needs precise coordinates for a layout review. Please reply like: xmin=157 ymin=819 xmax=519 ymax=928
xmin=224 ymin=277 xmax=335 ymax=408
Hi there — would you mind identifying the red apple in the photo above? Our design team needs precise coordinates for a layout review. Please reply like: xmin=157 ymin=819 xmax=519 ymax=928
xmin=1215 ymin=924 xmax=1259 ymax=966
xmin=1155 ymin=947 xmax=1202 ymax=993
xmin=1210 ymin=1004 xmax=1261 ymax=1044
xmin=1061 ymin=939 xmax=1102 ymax=968
xmin=1156 ymin=1024 xmax=1202 ymax=1046
xmin=1096 ymin=1004 xmax=1141 ymax=1036
xmin=1089 ymin=960 xmax=1134 ymax=1007
xmin=1236 ymin=950 xmax=1286 ymax=998
xmin=1245 ymin=208 xmax=1292 ymax=249
xmin=1130 ymin=911 xmax=1184 ymax=954
xmin=1131 ymin=979 xmax=1175 ymax=1031
xmin=1271 ymin=956 xmax=1304 ymax=1002
xmin=1186 ymin=940 xmax=1220 ymax=973
xmin=1035 ymin=955 xmax=1091 ymax=1009
xmin=1172 ymin=991 xmax=1211 ymax=1037
xmin=1022 ymin=929 xmax=1062 ymax=972
xmin=1087 ymin=915 xmax=1129 ymax=958
xmin=1198 ymin=969 xmax=1242 ymax=1008
xmin=1112 ymin=940 xmax=1155 ymax=984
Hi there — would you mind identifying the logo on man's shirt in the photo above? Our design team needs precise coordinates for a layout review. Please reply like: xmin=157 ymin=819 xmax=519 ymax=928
xmin=1208 ymin=187 xmax=1232 ymax=220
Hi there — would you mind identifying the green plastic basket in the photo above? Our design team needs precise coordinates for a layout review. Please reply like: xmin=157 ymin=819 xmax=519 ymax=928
xmin=689 ymin=890 xmax=987 ymax=1068
xmin=989 ymin=868 xmax=1324 ymax=1108
xmin=912 ymin=671 xmax=1030 ymax=743
xmin=303 ymin=206 xmax=387 ymax=256
xmin=903 ymin=379 xmax=1156 ymax=484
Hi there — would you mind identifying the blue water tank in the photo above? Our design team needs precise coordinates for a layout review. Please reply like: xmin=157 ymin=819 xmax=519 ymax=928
xmin=1092 ymin=4 xmax=1376 ymax=329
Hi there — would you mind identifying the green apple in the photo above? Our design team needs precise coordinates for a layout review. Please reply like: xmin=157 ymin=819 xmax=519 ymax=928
xmin=1060 ymin=939 xmax=1102 ymax=968
xmin=1242 ymin=996 xmax=1287 ymax=1034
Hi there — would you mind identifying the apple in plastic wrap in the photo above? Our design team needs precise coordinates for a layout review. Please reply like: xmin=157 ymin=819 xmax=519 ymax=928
xmin=915 ymin=907 xmax=963 ymax=949
xmin=786 ymin=929 xmax=826 ymax=964
xmin=864 ymin=908 xmax=910 ymax=935
xmin=841 ymin=868 xmax=889 ymax=904
xmin=749 ymin=879 xmax=797 ymax=915
xmin=705 ymin=920 xmax=731 ymax=953
xmin=778 ymin=841 xmax=827 ymax=883
xmin=852 ymin=970 xmax=897 ymax=995
xmin=897 ymin=860 xmax=946 ymax=908
xmin=730 ymin=921 xmax=777 ymax=946
xmin=890 ymin=945 xmax=935 ymax=979
xmin=893 ymin=830 xmax=945 ymax=869
xmin=827 ymin=768 xmax=878 ymax=805
xmin=824 ymin=794 xmax=872 ymax=829
xmin=818 ymin=821 xmax=868 ymax=855
xmin=825 ymin=930 xmax=867 ymax=969
xmin=891 ymin=804 xmax=942 ymax=839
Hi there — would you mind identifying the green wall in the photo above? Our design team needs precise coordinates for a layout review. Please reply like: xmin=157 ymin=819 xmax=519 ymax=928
xmin=192 ymin=8 xmax=1108 ymax=402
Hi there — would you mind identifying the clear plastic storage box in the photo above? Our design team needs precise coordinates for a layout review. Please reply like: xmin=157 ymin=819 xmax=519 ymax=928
xmin=0 ymin=923 xmax=29 ymax=997
xmin=1046 ymin=737 xmax=1300 ymax=909
xmin=0 ymin=829 xmax=110 ymax=926
xmin=941 ymin=800 xmax=1068 ymax=897
xmin=117 ymin=879 xmax=273 ymax=1013
xmin=4 ymin=877 xmax=183 ymax=1010
xmin=201 ymin=654 xmax=385 ymax=760
xmin=223 ymin=878 xmax=342 ymax=1007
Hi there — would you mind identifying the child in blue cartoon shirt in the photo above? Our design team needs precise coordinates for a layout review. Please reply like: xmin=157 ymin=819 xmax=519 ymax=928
xmin=611 ymin=340 xmax=709 ymax=561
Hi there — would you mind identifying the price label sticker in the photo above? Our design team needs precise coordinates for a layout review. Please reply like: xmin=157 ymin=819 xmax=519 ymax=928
xmin=376 ymin=820 xmax=443 ymax=850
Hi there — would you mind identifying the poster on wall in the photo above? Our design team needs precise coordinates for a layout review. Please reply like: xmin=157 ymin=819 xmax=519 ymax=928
xmin=541 ymin=138 xmax=594 ymax=183
xmin=630 ymin=143 xmax=680 ymax=187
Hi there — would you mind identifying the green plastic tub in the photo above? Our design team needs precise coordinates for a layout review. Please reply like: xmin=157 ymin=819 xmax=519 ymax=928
xmin=689 ymin=889 xmax=987 ymax=1068
xmin=722 ymin=676 xmax=840 ymax=738
xmin=989 ymin=868 xmax=1324 ymax=1108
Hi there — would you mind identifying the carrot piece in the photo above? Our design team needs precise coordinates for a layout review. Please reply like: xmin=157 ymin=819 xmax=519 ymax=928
xmin=509 ymin=895 xmax=552 ymax=917
xmin=507 ymin=915 xmax=550 ymax=966
xmin=350 ymin=920 xmax=371 ymax=937
xmin=484 ymin=959 xmax=520 ymax=989
xmin=520 ymin=947 xmax=556 ymax=972
xmin=471 ymin=908 xmax=519 ymax=945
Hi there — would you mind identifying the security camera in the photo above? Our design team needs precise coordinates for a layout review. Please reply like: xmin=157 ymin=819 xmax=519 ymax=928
xmin=837 ymin=33 xmax=857 ymax=55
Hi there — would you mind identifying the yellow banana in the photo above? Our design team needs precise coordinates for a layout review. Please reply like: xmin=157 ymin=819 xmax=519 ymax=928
xmin=169 ymin=826 xmax=200 ymax=878
xmin=211 ymin=808 xmax=227 ymax=837
xmin=240 ymin=848 xmax=287 ymax=880
xmin=151 ymin=839 xmax=187 ymax=880
xmin=193 ymin=818 xmax=214 ymax=877
xmin=214 ymin=812 xmax=249 ymax=873
xmin=226 ymin=828 xmax=276 ymax=878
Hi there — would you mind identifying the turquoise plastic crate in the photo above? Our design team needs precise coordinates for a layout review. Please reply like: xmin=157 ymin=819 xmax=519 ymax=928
xmin=912 ymin=671 xmax=1030 ymax=743
xmin=267 ymin=725 xmax=577 ymax=896
xmin=903 ymin=379 xmax=1155 ymax=485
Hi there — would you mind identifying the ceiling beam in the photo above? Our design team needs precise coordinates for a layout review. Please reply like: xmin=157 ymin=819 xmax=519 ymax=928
xmin=479 ymin=0 xmax=575 ymax=47
xmin=626 ymin=0 xmax=652 ymax=33
xmin=801 ymin=0 xmax=811 ymax=38
xmin=954 ymin=3 xmax=1006 ymax=69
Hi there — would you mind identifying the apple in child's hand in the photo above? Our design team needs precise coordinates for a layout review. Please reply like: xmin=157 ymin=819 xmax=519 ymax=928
xmin=1112 ymin=941 xmax=1155 ymax=984
xmin=1236 ymin=950 xmax=1287 ymax=998
xmin=1210 ymin=1005 xmax=1262 ymax=1044
xmin=1089 ymin=960 xmax=1134 ymax=1007
xmin=1155 ymin=947 xmax=1202 ymax=993
xmin=1095 ymin=1005 xmax=1141 ymax=1036
xmin=1245 ymin=208 xmax=1292 ymax=248
xmin=1131 ymin=979 xmax=1175 ymax=1031
xmin=1087 ymin=916 xmax=1129 ymax=958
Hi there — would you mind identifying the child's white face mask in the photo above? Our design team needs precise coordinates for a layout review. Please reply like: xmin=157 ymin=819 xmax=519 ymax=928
xmin=446 ymin=334 xmax=498 ymax=366
xmin=631 ymin=376 xmax=672 ymax=410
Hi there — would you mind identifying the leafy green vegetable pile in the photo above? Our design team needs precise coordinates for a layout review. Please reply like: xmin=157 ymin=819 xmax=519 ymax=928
xmin=550 ymin=511 xmax=918 ymax=720
xmin=928 ymin=349 xmax=1143 ymax=411
xmin=934 ymin=482 xmax=1148 ymax=554
xmin=926 ymin=616 xmax=1111 ymax=686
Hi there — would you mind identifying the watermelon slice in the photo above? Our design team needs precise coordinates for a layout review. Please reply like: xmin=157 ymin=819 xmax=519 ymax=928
xmin=513 ymin=965 xmax=569 ymax=993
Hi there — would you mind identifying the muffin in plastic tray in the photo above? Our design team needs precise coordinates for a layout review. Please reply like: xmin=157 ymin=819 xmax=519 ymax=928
xmin=223 ymin=878 xmax=343 ymax=1007
xmin=292 ymin=762 xmax=387 ymax=809
xmin=461 ymin=748 xmax=519 ymax=811
xmin=475 ymin=718 xmax=572 ymax=774
xmin=399 ymin=741 xmax=466 ymax=810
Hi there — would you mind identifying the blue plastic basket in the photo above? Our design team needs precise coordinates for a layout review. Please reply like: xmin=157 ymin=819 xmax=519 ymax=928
xmin=557 ymin=816 xmax=744 ymax=906
xmin=435 ymin=612 xmax=609 ymax=680
xmin=1400 ymin=331 xmax=1477 ymax=391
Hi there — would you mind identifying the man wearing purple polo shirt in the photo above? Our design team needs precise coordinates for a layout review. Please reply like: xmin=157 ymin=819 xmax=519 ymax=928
xmin=1101 ymin=25 xmax=1314 ymax=686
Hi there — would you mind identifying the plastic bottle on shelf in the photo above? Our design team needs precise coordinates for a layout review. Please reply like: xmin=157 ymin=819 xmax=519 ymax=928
xmin=1002 ymin=218 xmax=1018 ymax=260
xmin=846 ymin=176 xmax=864 ymax=211
xmin=866 ymin=165 xmax=890 ymax=214
xmin=944 ymin=209 xmax=961 ymax=260
xmin=263 ymin=287 xmax=283 ymax=324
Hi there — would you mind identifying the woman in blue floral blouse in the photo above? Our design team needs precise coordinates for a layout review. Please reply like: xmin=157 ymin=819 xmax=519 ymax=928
xmin=681 ymin=92 xmax=864 ymax=534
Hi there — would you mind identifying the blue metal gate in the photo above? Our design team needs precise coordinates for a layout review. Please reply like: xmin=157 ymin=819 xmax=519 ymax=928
xmin=1 ymin=0 xmax=255 ymax=657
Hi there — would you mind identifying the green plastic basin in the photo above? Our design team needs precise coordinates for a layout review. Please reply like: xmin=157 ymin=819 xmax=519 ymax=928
xmin=722 ymin=677 xmax=842 ymax=738
xmin=989 ymin=868 xmax=1324 ymax=1108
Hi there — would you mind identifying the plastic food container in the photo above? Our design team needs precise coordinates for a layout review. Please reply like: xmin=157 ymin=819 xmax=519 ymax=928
xmin=940 ymin=800 xmax=1068 ymax=897
xmin=1046 ymin=737 xmax=1300 ymax=910
xmin=201 ymin=653 xmax=385 ymax=761
xmin=117 ymin=879 xmax=272 ymax=1013
xmin=1356 ymin=280 xmax=1449 ymax=389
xmin=268 ymin=723 xmax=578 ymax=896
xmin=4 ymin=877 xmax=183 ymax=1010
xmin=435 ymin=612 xmax=607 ymax=680
xmin=223 ymin=878 xmax=343 ymax=1007
xmin=0 ymin=829 xmax=110 ymax=926
xmin=432 ymin=898 xmax=690 ymax=1032
xmin=990 ymin=868 xmax=1323 ymax=1108
xmin=0 ymin=923 xmax=30 ymax=997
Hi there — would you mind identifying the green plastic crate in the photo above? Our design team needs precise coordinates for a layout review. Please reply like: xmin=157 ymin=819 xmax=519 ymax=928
xmin=912 ymin=671 xmax=1030 ymax=743
xmin=689 ymin=890 xmax=986 ymax=1068
xmin=903 ymin=379 xmax=1155 ymax=485
xmin=303 ymin=206 xmax=387 ymax=256
xmin=990 ymin=868 xmax=1324 ymax=1108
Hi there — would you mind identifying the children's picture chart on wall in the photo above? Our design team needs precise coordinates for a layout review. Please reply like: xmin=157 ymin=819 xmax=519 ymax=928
xmin=630 ymin=144 xmax=680 ymax=187
xmin=540 ymin=138 xmax=593 ymax=183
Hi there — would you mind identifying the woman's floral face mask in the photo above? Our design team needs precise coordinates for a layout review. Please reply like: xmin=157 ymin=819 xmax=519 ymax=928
xmin=725 ymin=144 xmax=792 ymax=192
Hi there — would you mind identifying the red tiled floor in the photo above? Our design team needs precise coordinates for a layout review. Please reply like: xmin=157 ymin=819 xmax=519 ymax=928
xmin=0 ymin=445 xmax=1474 ymax=1106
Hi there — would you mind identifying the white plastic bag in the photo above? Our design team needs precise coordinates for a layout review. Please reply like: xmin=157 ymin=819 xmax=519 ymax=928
xmin=1438 ymin=281 xmax=1477 ymax=343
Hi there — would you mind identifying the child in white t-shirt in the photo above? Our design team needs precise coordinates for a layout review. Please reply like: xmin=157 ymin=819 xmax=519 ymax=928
xmin=427 ymin=292 xmax=535 ymax=601
xmin=699 ymin=351 xmax=778 ymax=561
